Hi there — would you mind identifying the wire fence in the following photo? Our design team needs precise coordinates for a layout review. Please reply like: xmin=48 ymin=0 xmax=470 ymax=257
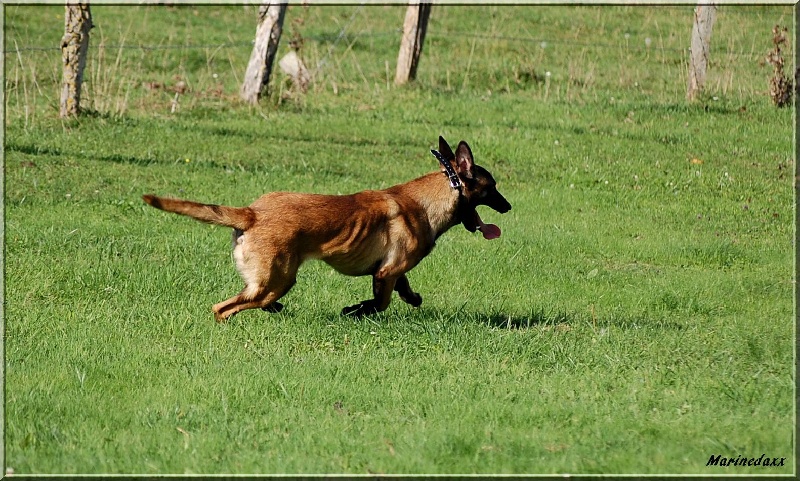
xmin=5 ymin=4 xmax=792 ymax=118
xmin=2 ymin=29 xmax=776 ymax=59
xmin=6 ymin=3 xmax=791 ymax=58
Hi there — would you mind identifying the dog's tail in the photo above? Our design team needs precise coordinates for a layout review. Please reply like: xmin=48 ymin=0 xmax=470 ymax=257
xmin=142 ymin=194 xmax=255 ymax=231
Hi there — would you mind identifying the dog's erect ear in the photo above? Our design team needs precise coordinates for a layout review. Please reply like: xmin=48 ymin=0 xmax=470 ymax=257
xmin=438 ymin=136 xmax=455 ymax=161
xmin=455 ymin=141 xmax=475 ymax=179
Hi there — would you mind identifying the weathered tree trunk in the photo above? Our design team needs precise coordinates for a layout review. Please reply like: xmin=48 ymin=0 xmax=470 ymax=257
xmin=395 ymin=2 xmax=432 ymax=85
xmin=687 ymin=4 xmax=716 ymax=101
xmin=60 ymin=3 xmax=92 ymax=117
xmin=240 ymin=3 xmax=287 ymax=105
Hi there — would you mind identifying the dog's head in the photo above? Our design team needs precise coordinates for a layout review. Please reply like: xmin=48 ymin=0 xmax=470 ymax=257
xmin=437 ymin=136 xmax=512 ymax=238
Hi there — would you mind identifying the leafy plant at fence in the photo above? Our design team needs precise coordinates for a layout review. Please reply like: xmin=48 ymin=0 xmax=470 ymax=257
xmin=765 ymin=25 xmax=793 ymax=107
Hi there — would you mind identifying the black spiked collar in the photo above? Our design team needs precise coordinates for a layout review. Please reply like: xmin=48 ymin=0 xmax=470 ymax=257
xmin=430 ymin=149 xmax=462 ymax=190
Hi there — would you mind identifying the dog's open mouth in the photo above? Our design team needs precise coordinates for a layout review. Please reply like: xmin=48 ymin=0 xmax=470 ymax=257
xmin=464 ymin=209 xmax=501 ymax=240
xmin=475 ymin=211 xmax=501 ymax=240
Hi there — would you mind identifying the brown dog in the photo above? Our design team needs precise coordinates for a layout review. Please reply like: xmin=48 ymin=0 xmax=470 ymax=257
xmin=143 ymin=136 xmax=511 ymax=321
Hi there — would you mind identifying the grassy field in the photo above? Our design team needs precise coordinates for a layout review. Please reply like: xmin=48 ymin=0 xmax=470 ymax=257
xmin=4 ymin=4 xmax=796 ymax=475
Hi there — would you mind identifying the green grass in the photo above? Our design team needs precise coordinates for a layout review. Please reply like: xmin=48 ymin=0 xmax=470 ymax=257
xmin=4 ymin=4 xmax=795 ymax=475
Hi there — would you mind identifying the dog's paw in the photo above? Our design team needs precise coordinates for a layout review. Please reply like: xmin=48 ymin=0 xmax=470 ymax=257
xmin=341 ymin=301 xmax=379 ymax=318
xmin=399 ymin=292 xmax=422 ymax=307
xmin=261 ymin=301 xmax=284 ymax=313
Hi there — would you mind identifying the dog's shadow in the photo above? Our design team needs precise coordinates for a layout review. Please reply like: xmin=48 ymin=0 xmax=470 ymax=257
xmin=316 ymin=306 xmax=574 ymax=331
xmin=480 ymin=311 xmax=570 ymax=329
xmin=455 ymin=309 xmax=685 ymax=331
xmin=320 ymin=306 xmax=685 ymax=332
xmin=469 ymin=309 xmax=686 ymax=331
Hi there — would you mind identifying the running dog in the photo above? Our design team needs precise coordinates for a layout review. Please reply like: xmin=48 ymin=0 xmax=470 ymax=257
xmin=142 ymin=136 xmax=511 ymax=321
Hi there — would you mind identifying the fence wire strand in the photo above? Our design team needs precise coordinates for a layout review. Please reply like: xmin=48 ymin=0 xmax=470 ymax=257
xmin=3 ymin=29 xmax=775 ymax=59
xmin=4 ymin=5 xmax=790 ymax=58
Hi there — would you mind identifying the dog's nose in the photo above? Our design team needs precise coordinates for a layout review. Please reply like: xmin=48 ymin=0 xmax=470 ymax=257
xmin=485 ymin=191 xmax=511 ymax=214
xmin=496 ymin=197 xmax=512 ymax=213
xmin=489 ymin=200 xmax=511 ymax=214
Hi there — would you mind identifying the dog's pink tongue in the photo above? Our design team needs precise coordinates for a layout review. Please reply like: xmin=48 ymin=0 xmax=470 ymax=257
xmin=480 ymin=224 xmax=501 ymax=240
xmin=475 ymin=212 xmax=501 ymax=240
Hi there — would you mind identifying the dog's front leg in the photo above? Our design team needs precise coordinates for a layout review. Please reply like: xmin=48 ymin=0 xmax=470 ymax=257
xmin=341 ymin=272 xmax=398 ymax=318
xmin=394 ymin=274 xmax=422 ymax=307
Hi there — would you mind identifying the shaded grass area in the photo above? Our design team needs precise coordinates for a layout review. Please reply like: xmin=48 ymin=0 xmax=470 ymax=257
xmin=4 ymin=4 xmax=795 ymax=476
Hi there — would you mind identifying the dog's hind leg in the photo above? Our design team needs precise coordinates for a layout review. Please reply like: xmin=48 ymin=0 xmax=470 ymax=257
xmin=212 ymin=277 xmax=296 ymax=321
xmin=213 ymin=293 xmax=253 ymax=322
xmin=214 ymin=250 xmax=299 ymax=321
xmin=213 ymin=288 xmax=274 ymax=322
xmin=394 ymin=274 xmax=422 ymax=307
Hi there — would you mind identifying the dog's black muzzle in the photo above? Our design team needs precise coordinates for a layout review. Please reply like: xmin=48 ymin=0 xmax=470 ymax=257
xmin=460 ymin=189 xmax=511 ymax=233
xmin=485 ymin=190 xmax=512 ymax=214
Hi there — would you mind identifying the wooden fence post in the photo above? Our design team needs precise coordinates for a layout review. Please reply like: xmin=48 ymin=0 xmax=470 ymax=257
xmin=395 ymin=2 xmax=432 ymax=85
xmin=241 ymin=3 xmax=288 ymax=105
xmin=687 ymin=4 xmax=716 ymax=101
xmin=60 ymin=3 xmax=92 ymax=117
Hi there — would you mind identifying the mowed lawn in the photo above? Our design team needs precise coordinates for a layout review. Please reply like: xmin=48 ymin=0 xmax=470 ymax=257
xmin=3 ymin=4 xmax=795 ymax=475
